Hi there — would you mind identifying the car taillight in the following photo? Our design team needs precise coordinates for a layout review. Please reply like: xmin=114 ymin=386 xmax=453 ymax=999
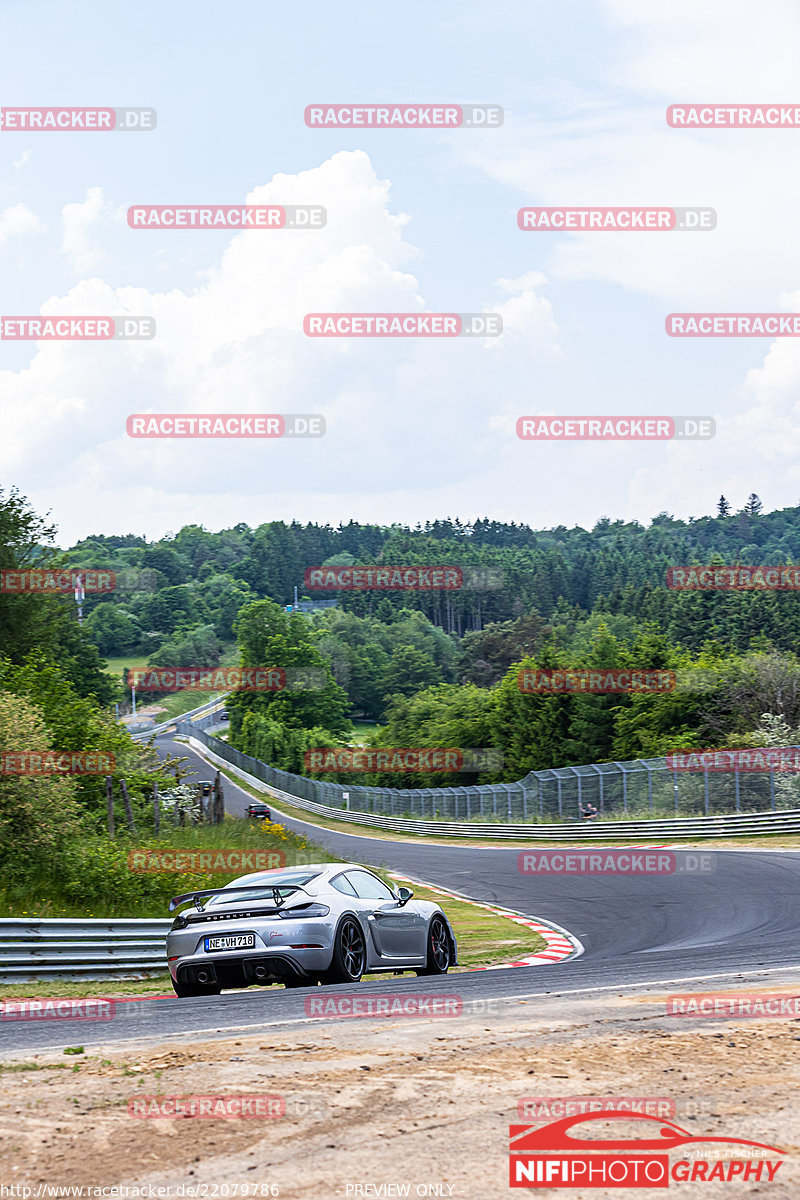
xmin=279 ymin=904 xmax=330 ymax=918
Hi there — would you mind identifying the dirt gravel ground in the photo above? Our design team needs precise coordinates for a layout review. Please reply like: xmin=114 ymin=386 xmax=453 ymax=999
xmin=1 ymin=979 xmax=799 ymax=1199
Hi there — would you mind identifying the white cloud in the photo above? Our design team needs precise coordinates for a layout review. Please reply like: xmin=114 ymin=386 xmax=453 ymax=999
xmin=61 ymin=187 xmax=110 ymax=273
xmin=0 ymin=202 xmax=40 ymax=245
xmin=628 ymin=297 xmax=800 ymax=519
xmin=0 ymin=151 xmax=560 ymax=543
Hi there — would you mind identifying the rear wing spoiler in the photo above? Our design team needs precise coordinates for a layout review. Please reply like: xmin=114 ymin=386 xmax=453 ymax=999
xmin=169 ymin=883 xmax=308 ymax=913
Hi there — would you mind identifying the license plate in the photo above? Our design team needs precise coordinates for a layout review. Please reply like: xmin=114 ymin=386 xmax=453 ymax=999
xmin=204 ymin=933 xmax=255 ymax=952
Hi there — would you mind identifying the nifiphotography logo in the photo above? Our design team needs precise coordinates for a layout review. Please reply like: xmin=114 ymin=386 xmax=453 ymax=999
xmin=509 ymin=1111 xmax=785 ymax=1187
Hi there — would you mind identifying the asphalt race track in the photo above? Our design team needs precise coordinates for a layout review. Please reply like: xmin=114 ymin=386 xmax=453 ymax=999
xmin=5 ymin=731 xmax=800 ymax=1053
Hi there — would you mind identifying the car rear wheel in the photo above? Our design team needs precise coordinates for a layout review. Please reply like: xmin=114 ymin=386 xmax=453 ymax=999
xmin=416 ymin=915 xmax=451 ymax=976
xmin=322 ymin=917 xmax=366 ymax=984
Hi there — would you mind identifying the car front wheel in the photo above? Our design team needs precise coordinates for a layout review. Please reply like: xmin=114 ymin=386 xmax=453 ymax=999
xmin=322 ymin=917 xmax=366 ymax=984
xmin=416 ymin=915 xmax=452 ymax=976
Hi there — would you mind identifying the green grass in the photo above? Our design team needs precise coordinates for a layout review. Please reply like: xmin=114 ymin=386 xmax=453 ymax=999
xmin=156 ymin=690 xmax=224 ymax=720
xmin=0 ymin=976 xmax=174 ymax=1000
xmin=103 ymin=654 xmax=149 ymax=677
xmin=350 ymin=720 xmax=382 ymax=745
xmin=0 ymin=816 xmax=333 ymax=919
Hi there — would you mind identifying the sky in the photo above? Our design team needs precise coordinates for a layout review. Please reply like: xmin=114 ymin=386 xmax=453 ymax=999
xmin=1 ymin=0 xmax=799 ymax=545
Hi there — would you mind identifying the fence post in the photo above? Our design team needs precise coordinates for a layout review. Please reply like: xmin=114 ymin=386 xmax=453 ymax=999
xmin=119 ymin=778 xmax=136 ymax=834
xmin=704 ymin=769 xmax=710 ymax=816
xmin=557 ymin=777 xmax=563 ymax=820
xmin=770 ymin=769 xmax=776 ymax=811
xmin=735 ymin=767 xmax=741 ymax=813
xmin=105 ymin=776 xmax=115 ymax=838
xmin=153 ymin=783 xmax=160 ymax=835
xmin=213 ymin=771 xmax=224 ymax=824
xmin=648 ymin=765 xmax=653 ymax=812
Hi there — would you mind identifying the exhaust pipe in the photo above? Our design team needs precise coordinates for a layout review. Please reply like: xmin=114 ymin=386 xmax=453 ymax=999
xmin=196 ymin=969 xmax=211 ymax=985
xmin=254 ymin=965 xmax=269 ymax=981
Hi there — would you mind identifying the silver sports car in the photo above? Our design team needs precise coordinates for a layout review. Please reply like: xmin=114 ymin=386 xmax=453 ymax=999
xmin=166 ymin=862 xmax=458 ymax=997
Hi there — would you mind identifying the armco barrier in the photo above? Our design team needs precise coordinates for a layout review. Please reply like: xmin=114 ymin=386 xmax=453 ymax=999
xmin=181 ymin=713 xmax=800 ymax=822
xmin=129 ymin=696 xmax=226 ymax=741
xmin=0 ymin=919 xmax=171 ymax=982
xmin=183 ymin=733 xmax=800 ymax=840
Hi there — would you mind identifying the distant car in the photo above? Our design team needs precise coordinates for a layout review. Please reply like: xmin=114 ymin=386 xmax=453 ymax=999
xmin=218 ymin=709 xmax=229 ymax=721
xmin=197 ymin=781 xmax=213 ymax=797
xmin=166 ymin=862 xmax=458 ymax=997
xmin=246 ymin=802 xmax=271 ymax=820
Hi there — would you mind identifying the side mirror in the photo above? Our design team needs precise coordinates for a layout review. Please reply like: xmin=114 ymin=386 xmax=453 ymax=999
xmin=396 ymin=886 xmax=414 ymax=906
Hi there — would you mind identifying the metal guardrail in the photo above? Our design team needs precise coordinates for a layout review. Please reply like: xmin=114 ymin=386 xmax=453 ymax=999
xmin=0 ymin=919 xmax=171 ymax=982
xmin=130 ymin=697 xmax=225 ymax=741
xmin=185 ymin=735 xmax=800 ymax=840
xmin=182 ymin=713 xmax=800 ymax=822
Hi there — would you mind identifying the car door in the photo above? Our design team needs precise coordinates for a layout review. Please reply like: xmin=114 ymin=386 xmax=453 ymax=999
xmin=345 ymin=870 xmax=426 ymax=962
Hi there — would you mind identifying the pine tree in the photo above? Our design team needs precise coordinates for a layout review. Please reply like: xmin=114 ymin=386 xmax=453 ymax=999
xmin=743 ymin=493 xmax=763 ymax=517
xmin=717 ymin=495 xmax=731 ymax=517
